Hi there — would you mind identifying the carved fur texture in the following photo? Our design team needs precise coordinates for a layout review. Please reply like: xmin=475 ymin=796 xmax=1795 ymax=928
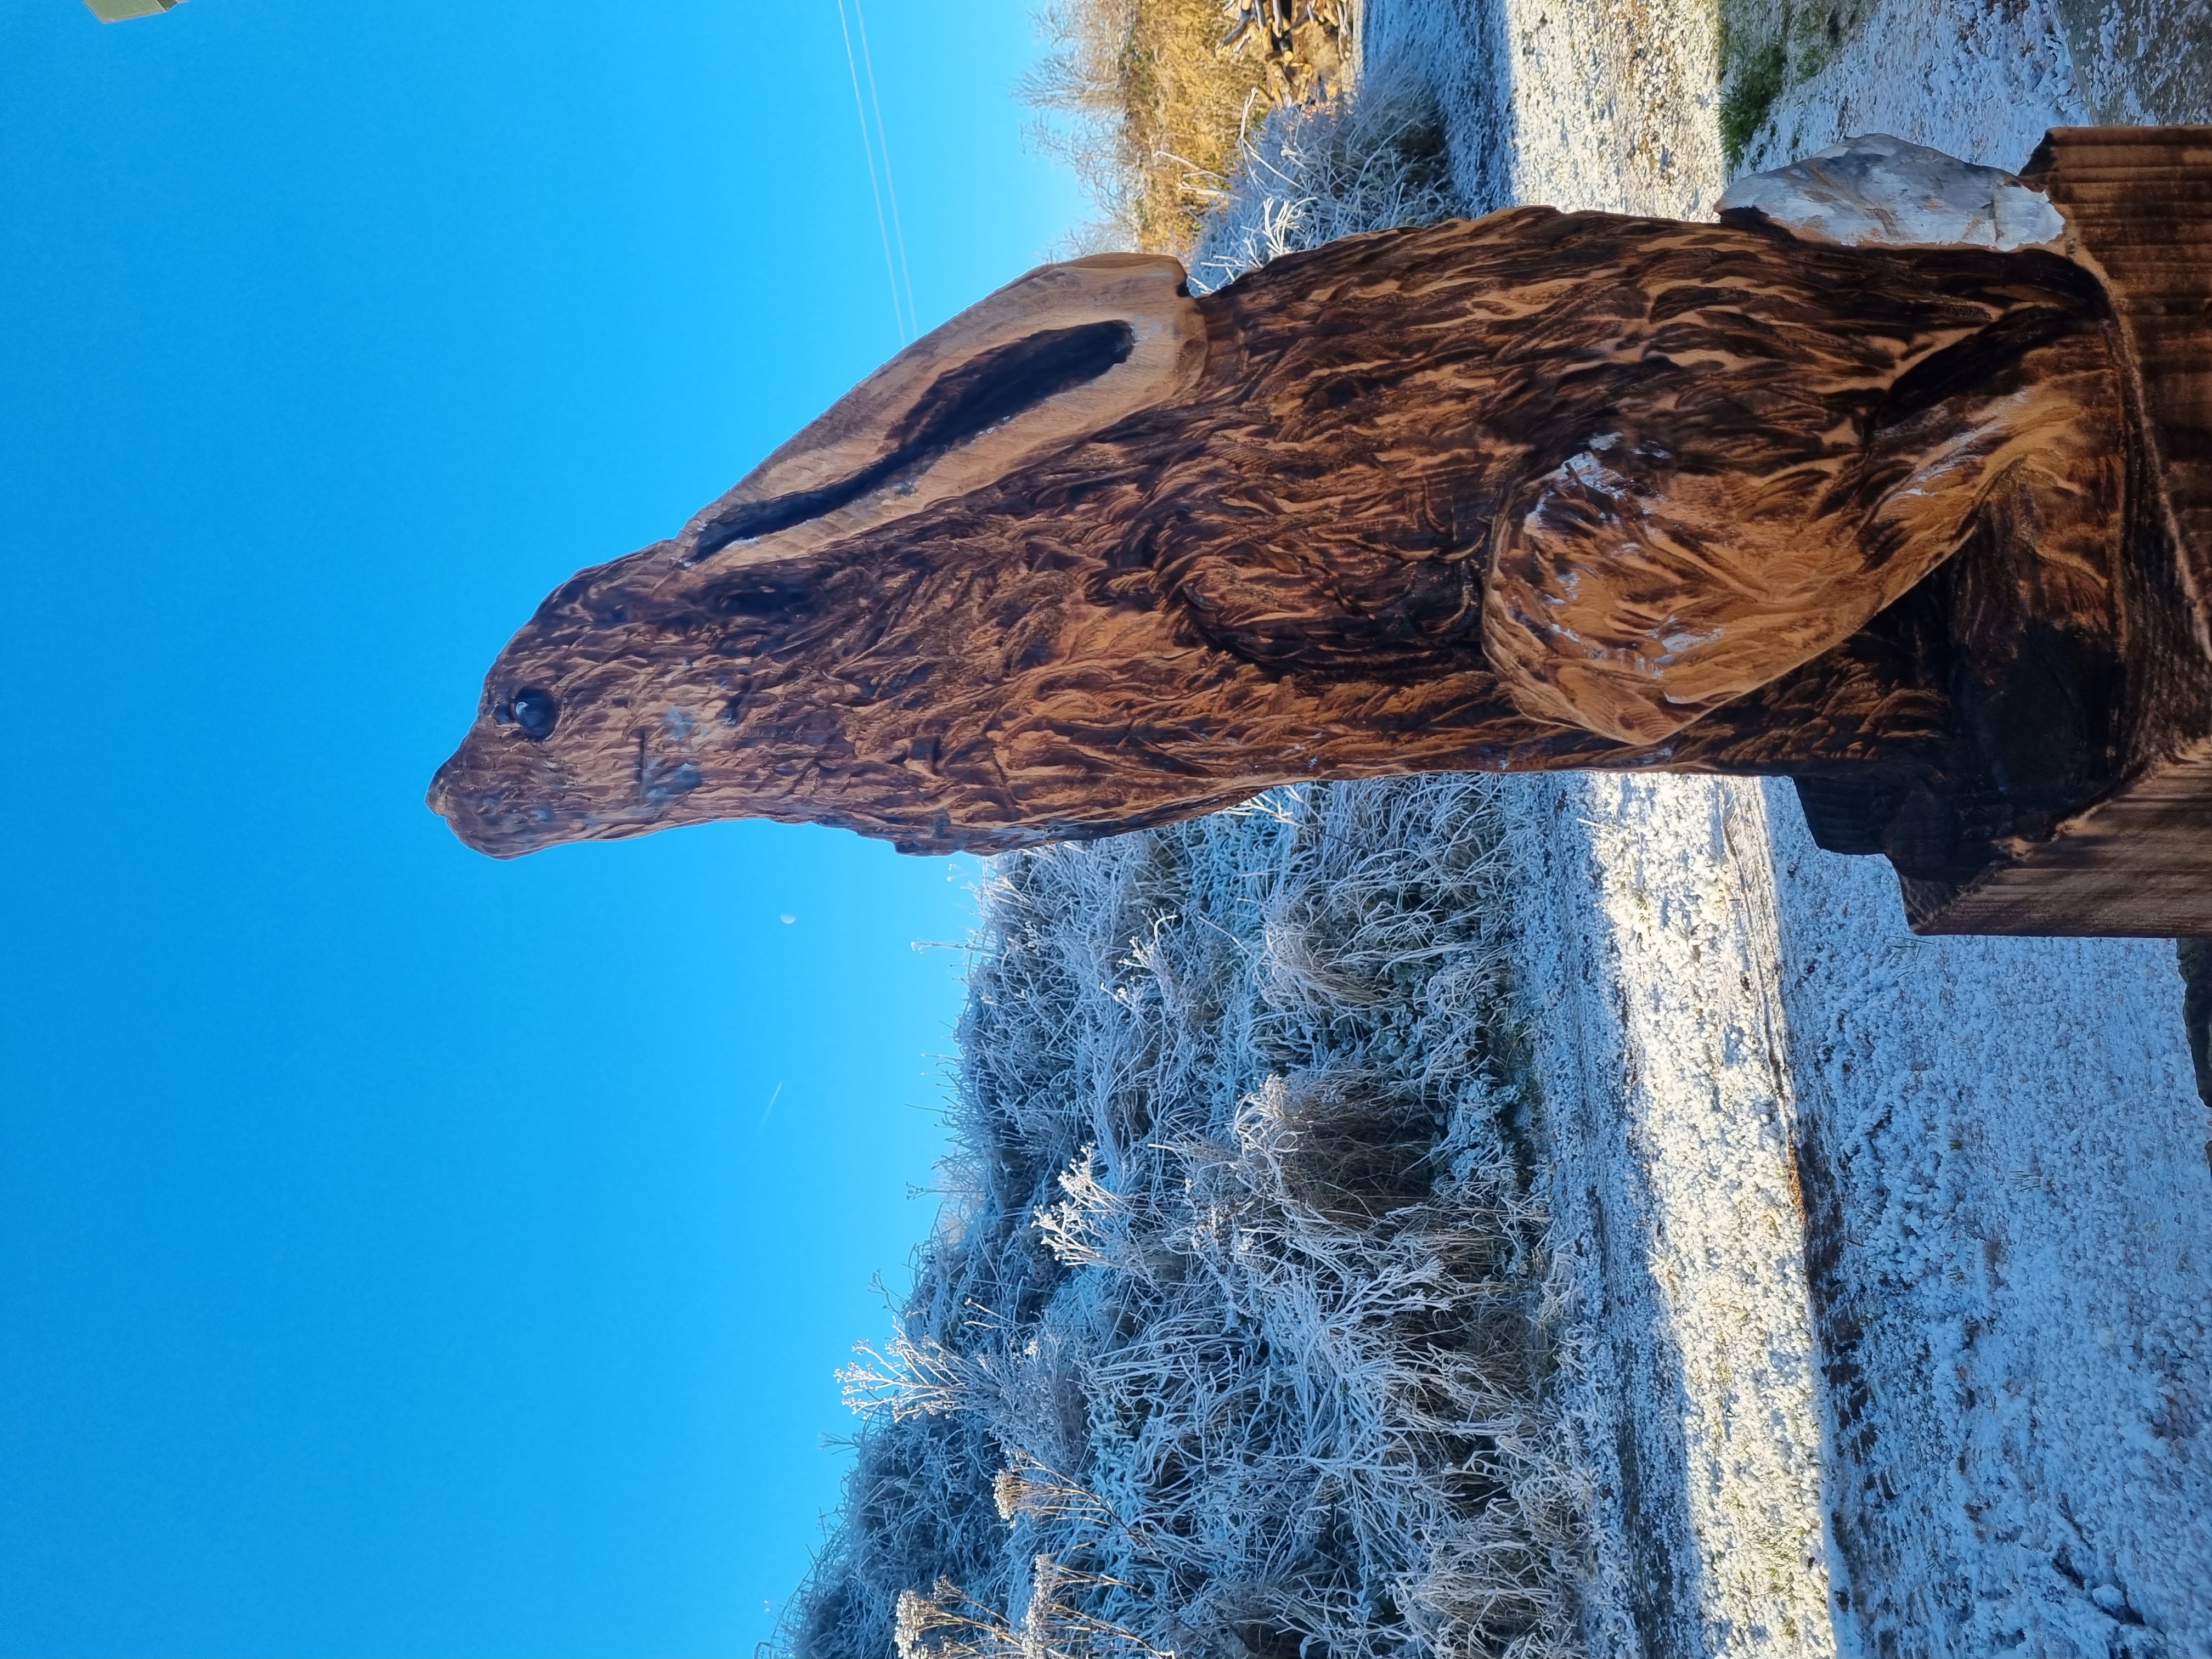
xmin=430 ymin=206 xmax=2125 ymax=857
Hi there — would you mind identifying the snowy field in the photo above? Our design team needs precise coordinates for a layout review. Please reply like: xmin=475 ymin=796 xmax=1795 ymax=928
xmin=788 ymin=4 xmax=2212 ymax=1655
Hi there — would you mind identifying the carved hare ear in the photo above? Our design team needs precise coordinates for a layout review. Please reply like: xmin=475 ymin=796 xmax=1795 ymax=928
xmin=678 ymin=254 xmax=1206 ymax=570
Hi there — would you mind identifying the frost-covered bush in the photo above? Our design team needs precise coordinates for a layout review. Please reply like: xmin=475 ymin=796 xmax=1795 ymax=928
xmin=781 ymin=781 xmax=1588 ymax=1659
xmin=1186 ymin=66 xmax=1464 ymax=292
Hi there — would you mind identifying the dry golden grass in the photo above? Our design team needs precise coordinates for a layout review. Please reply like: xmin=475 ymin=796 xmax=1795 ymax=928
xmin=1025 ymin=0 xmax=1352 ymax=255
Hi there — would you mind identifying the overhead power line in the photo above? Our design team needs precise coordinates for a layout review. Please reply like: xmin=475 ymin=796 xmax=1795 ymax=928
xmin=833 ymin=0 xmax=916 ymax=344
xmin=851 ymin=0 xmax=919 ymax=340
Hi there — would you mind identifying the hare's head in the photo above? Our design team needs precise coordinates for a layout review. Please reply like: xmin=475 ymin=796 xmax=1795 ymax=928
xmin=428 ymin=256 xmax=1206 ymax=857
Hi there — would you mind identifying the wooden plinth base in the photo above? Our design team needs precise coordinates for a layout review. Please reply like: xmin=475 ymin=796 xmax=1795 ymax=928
xmin=1906 ymin=737 xmax=2212 ymax=934
xmin=1908 ymin=127 xmax=2212 ymax=936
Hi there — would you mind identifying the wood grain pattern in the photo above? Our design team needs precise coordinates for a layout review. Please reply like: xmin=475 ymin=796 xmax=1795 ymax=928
xmin=427 ymin=159 xmax=2193 ymax=936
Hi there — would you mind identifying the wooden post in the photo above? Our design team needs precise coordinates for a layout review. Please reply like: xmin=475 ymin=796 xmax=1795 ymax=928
xmin=1904 ymin=127 xmax=2212 ymax=935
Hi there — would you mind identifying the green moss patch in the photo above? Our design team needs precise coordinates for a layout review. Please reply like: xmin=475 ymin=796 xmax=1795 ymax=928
xmin=1719 ymin=38 xmax=1787 ymax=168
xmin=1714 ymin=0 xmax=1880 ymax=169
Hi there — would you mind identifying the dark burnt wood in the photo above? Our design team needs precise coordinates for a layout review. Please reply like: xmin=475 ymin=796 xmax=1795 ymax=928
xmin=1904 ymin=127 xmax=2212 ymax=934
xmin=429 ymin=129 xmax=2212 ymax=935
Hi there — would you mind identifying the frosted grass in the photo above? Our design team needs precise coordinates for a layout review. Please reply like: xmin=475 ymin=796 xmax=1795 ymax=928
xmin=787 ymin=780 xmax=1590 ymax=1658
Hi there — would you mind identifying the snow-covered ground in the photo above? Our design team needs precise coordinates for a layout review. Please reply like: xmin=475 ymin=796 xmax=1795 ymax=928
xmin=1769 ymin=799 xmax=2212 ymax=1654
xmin=1368 ymin=0 xmax=2212 ymax=1649
xmin=1737 ymin=0 xmax=2086 ymax=179
xmin=1742 ymin=0 xmax=2209 ymax=177
xmin=1507 ymin=773 xmax=1836 ymax=1657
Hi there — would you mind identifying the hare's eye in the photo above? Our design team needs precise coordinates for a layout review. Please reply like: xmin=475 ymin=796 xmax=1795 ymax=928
xmin=511 ymin=688 xmax=560 ymax=741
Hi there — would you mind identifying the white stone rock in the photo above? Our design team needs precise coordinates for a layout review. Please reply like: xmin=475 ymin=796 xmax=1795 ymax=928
xmin=1717 ymin=133 xmax=2067 ymax=250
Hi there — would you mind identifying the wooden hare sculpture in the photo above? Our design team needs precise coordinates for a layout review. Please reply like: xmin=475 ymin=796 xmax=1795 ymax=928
xmin=431 ymin=128 xmax=2212 ymax=935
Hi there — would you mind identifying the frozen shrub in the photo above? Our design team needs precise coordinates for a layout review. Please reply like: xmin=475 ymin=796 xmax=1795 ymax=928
xmin=1187 ymin=67 xmax=1464 ymax=290
xmin=782 ymin=782 xmax=1589 ymax=1659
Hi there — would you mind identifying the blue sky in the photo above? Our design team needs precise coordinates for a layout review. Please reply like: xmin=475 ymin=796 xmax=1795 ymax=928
xmin=0 ymin=2 xmax=1086 ymax=1653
